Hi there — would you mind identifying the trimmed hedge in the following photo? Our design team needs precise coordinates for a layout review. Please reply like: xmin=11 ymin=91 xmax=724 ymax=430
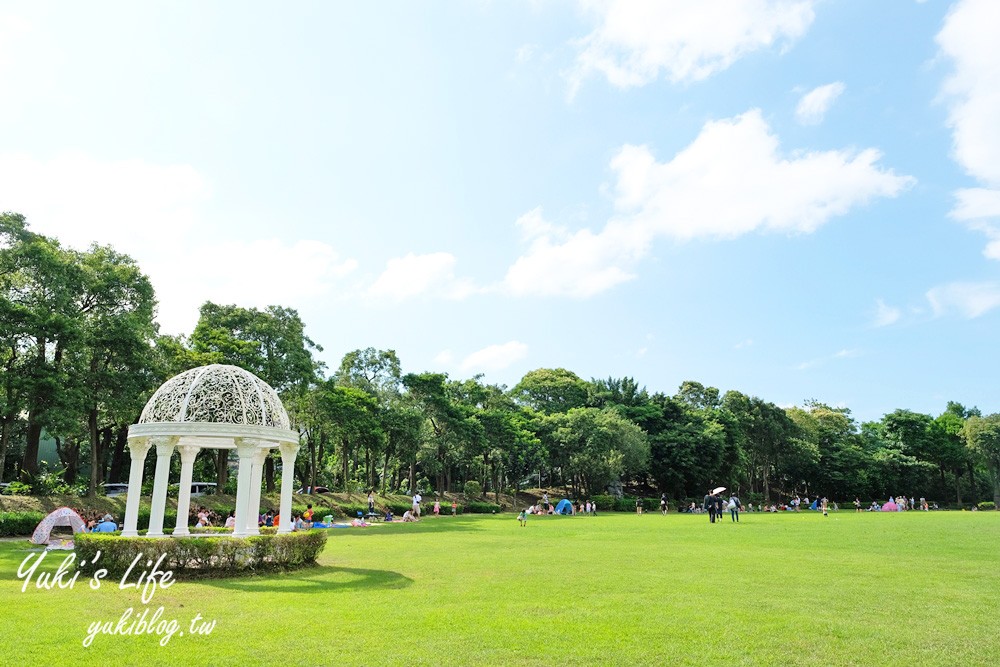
xmin=978 ymin=501 xmax=996 ymax=511
xmin=463 ymin=501 xmax=500 ymax=514
xmin=0 ymin=511 xmax=46 ymax=537
xmin=75 ymin=530 xmax=327 ymax=576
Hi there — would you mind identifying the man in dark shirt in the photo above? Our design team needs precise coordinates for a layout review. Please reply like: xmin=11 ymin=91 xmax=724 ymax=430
xmin=703 ymin=491 xmax=716 ymax=523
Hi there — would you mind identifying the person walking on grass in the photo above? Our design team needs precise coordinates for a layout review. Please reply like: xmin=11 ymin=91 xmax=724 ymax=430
xmin=660 ymin=493 xmax=668 ymax=515
xmin=703 ymin=491 xmax=716 ymax=523
xmin=636 ymin=497 xmax=643 ymax=515
xmin=821 ymin=496 xmax=829 ymax=517
xmin=728 ymin=494 xmax=741 ymax=523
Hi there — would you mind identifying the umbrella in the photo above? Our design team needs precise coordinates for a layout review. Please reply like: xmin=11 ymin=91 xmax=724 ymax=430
xmin=712 ymin=487 xmax=727 ymax=495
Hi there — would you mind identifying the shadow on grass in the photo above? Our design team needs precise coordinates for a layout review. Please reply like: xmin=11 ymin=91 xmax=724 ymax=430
xmin=198 ymin=565 xmax=412 ymax=594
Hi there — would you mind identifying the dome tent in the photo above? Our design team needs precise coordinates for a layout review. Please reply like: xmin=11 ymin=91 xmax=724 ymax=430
xmin=31 ymin=507 xmax=87 ymax=545
xmin=554 ymin=499 xmax=574 ymax=515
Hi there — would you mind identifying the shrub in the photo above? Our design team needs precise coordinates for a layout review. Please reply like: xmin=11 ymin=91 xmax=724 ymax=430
xmin=463 ymin=480 xmax=482 ymax=498
xmin=463 ymin=501 xmax=500 ymax=514
xmin=2 ymin=481 xmax=32 ymax=496
xmin=339 ymin=503 xmax=368 ymax=518
xmin=591 ymin=495 xmax=615 ymax=511
xmin=0 ymin=511 xmax=46 ymax=537
xmin=75 ymin=530 xmax=327 ymax=577
xmin=385 ymin=502 xmax=412 ymax=516
xmin=978 ymin=502 xmax=996 ymax=511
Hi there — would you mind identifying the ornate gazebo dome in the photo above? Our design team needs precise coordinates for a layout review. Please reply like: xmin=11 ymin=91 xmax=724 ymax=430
xmin=129 ymin=364 xmax=297 ymax=444
xmin=139 ymin=364 xmax=290 ymax=429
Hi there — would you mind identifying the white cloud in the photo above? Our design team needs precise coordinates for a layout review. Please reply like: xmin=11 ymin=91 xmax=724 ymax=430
xmin=570 ymin=0 xmax=815 ymax=91
xmin=459 ymin=341 xmax=528 ymax=373
xmin=795 ymin=81 xmax=845 ymax=125
xmin=503 ymin=110 xmax=912 ymax=297
xmin=926 ymin=281 xmax=1000 ymax=318
xmin=937 ymin=0 xmax=1000 ymax=187
xmin=502 ymin=213 xmax=646 ymax=297
xmin=873 ymin=298 xmax=902 ymax=327
xmin=151 ymin=239 xmax=357 ymax=334
xmin=734 ymin=339 xmax=754 ymax=349
xmin=611 ymin=109 xmax=915 ymax=240
xmin=0 ymin=152 xmax=209 ymax=250
xmin=0 ymin=151 xmax=359 ymax=335
xmin=368 ymin=252 xmax=477 ymax=301
xmin=796 ymin=348 xmax=861 ymax=371
xmin=434 ymin=350 xmax=455 ymax=366
xmin=937 ymin=0 xmax=1000 ymax=256
xmin=515 ymin=44 xmax=537 ymax=64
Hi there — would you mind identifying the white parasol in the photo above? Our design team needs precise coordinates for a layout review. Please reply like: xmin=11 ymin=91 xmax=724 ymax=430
xmin=712 ymin=486 xmax=727 ymax=495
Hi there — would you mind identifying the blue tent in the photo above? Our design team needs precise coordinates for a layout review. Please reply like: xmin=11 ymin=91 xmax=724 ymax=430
xmin=554 ymin=499 xmax=574 ymax=515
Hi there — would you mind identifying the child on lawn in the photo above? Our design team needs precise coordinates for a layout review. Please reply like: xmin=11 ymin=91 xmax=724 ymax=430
xmin=517 ymin=510 xmax=527 ymax=527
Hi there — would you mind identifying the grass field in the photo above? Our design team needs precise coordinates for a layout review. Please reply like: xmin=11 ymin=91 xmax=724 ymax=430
xmin=2 ymin=510 xmax=999 ymax=666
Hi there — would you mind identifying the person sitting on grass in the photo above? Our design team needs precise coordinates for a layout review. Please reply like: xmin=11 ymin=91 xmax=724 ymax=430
xmin=402 ymin=509 xmax=418 ymax=522
xmin=224 ymin=511 xmax=236 ymax=529
xmin=517 ymin=510 xmax=527 ymax=527
xmin=384 ymin=510 xmax=394 ymax=522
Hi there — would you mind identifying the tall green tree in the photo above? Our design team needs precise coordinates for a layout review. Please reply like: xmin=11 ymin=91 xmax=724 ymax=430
xmin=963 ymin=414 xmax=1000 ymax=506
xmin=512 ymin=368 xmax=589 ymax=414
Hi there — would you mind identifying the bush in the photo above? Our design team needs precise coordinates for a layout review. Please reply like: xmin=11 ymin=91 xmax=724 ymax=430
xmin=75 ymin=530 xmax=327 ymax=577
xmin=2 ymin=481 xmax=32 ymax=496
xmin=0 ymin=511 xmax=46 ymax=537
xmin=978 ymin=502 xmax=996 ymax=511
xmin=463 ymin=501 xmax=501 ymax=514
xmin=591 ymin=495 xmax=615 ymax=511
xmin=463 ymin=480 xmax=482 ymax=498
xmin=339 ymin=503 xmax=369 ymax=518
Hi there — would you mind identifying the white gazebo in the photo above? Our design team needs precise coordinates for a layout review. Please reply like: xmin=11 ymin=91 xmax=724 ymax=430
xmin=121 ymin=364 xmax=300 ymax=538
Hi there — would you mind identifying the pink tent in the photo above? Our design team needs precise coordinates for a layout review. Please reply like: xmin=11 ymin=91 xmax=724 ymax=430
xmin=881 ymin=501 xmax=899 ymax=512
xmin=30 ymin=507 xmax=87 ymax=545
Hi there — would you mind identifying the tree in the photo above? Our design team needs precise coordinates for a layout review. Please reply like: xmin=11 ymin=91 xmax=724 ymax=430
xmin=512 ymin=368 xmax=589 ymax=414
xmin=189 ymin=302 xmax=322 ymax=489
xmin=0 ymin=214 xmax=83 ymax=478
xmin=550 ymin=407 xmax=648 ymax=497
xmin=963 ymin=414 xmax=1000 ymax=507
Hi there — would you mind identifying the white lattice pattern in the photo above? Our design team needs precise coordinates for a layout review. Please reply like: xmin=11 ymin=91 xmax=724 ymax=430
xmin=139 ymin=364 xmax=290 ymax=429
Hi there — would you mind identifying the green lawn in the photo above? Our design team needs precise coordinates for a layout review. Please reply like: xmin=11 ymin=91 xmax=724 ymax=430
xmin=2 ymin=511 xmax=999 ymax=666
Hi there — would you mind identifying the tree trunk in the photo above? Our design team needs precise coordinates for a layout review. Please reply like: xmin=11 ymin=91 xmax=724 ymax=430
xmin=216 ymin=449 xmax=229 ymax=489
xmin=88 ymin=408 xmax=100 ymax=496
xmin=380 ymin=448 xmax=391 ymax=495
xmin=0 ymin=417 xmax=10 ymax=483
xmin=265 ymin=455 xmax=275 ymax=493
xmin=340 ymin=436 xmax=349 ymax=492
xmin=100 ymin=427 xmax=113 ymax=482
xmin=993 ymin=462 xmax=1000 ymax=507
xmin=955 ymin=469 xmax=963 ymax=506
xmin=56 ymin=437 xmax=81 ymax=485
xmin=968 ymin=460 xmax=977 ymax=502
xmin=108 ymin=426 xmax=128 ymax=482
xmin=21 ymin=416 xmax=43 ymax=478
xmin=762 ymin=459 xmax=771 ymax=503
xmin=408 ymin=460 xmax=415 ymax=495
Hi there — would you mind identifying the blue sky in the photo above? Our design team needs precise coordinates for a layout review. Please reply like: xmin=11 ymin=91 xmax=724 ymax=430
xmin=2 ymin=0 xmax=999 ymax=423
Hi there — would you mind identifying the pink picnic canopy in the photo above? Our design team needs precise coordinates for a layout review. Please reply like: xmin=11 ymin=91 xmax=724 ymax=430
xmin=30 ymin=506 xmax=87 ymax=544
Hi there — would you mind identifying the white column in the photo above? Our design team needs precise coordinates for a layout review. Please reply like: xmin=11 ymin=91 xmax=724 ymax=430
xmin=173 ymin=444 xmax=201 ymax=537
xmin=121 ymin=438 xmax=152 ymax=538
xmin=232 ymin=439 xmax=258 ymax=538
xmin=244 ymin=447 xmax=268 ymax=535
xmin=278 ymin=442 xmax=300 ymax=534
xmin=147 ymin=437 xmax=178 ymax=537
